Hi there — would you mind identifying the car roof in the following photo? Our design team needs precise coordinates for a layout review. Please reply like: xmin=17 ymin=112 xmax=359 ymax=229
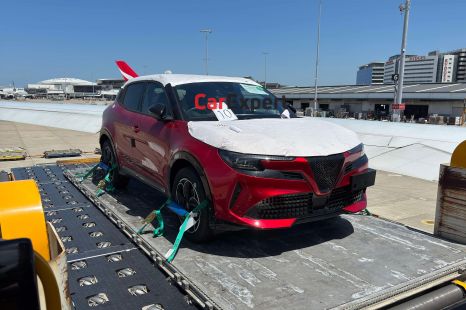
xmin=125 ymin=74 xmax=260 ymax=87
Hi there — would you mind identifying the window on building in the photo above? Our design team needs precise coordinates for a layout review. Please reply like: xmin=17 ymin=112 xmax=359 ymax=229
xmin=319 ymin=104 xmax=329 ymax=111
xmin=404 ymin=105 xmax=429 ymax=120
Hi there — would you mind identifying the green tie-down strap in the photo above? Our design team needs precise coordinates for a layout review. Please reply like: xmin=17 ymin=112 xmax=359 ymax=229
xmin=137 ymin=199 xmax=170 ymax=236
xmin=361 ymin=208 xmax=372 ymax=216
xmin=96 ymin=165 xmax=116 ymax=197
xmin=76 ymin=163 xmax=100 ymax=182
xmin=165 ymin=200 xmax=208 ymax=263
xmin=136 ymin=199 xmax=209 ymax=263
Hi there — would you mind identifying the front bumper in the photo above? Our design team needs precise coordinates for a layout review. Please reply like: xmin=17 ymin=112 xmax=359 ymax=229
xmin=204 ymin=146 xmax=376 ymax=229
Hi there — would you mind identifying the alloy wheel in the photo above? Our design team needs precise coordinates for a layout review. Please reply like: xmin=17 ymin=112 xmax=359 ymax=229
xmin=174 ymin=178 xmax=201 ymax=233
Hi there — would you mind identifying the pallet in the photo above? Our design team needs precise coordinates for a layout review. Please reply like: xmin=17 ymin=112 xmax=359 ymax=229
xmin=435 ymin=164 xmax=466 ymax=244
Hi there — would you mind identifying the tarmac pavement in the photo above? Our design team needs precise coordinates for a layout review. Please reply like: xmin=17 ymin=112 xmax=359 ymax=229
xmin=0 ymin=120 xmax=438 ymax=233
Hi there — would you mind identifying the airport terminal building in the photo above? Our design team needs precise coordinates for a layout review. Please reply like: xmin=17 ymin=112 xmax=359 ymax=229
xmin=26 ymin=77 xmax=124 ymax=99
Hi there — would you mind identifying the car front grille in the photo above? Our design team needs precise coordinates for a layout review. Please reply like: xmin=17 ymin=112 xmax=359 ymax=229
xmin=246 ymin=186 xmax=364 ymax=220
xmin=307 ymin=155 xmax=344 ymax=193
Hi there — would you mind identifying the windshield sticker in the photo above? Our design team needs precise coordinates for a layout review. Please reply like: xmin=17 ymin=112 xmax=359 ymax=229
xmin=240 ymin=84 xmax=268 ymax=95
xmin=212 ymin=102 xmax=238 ymax=121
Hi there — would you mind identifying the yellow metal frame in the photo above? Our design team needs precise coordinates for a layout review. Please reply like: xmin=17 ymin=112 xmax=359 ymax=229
xmin=0 ymin=154 xmax=26 ymax=161
xmin=56 ymin=156 xmax=100 ymax=165
xmin=451 ymin=140 xmax=466 ymax=169
xmin=452 ymin=279 xmax=466 ymax=291
xmin=0 ymin=179 xmax=50 ymax=260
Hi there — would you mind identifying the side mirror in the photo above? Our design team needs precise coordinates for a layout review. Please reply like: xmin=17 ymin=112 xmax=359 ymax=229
xmin=149 ymin=103 xmax=167 ymax=120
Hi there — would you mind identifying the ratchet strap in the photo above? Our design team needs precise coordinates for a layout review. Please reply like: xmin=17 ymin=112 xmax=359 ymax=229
xmin=165 ymin=200 xmax=208 ymax=262
xmin=77 ymin=162 xmax=109 ymax=182
xmin=76 ymin=161 xmax=115 ymax=196
xmin=137 ymin=199 xmax=171 ymax=237
xmin=138 ymin=198 xmax=209 ymax=263
xmin=96 ymin=165 xmax=115 ymax=197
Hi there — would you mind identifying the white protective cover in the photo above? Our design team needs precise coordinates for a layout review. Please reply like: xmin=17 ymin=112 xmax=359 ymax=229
xmin=188 ymin=118 xmax=361 ymax=157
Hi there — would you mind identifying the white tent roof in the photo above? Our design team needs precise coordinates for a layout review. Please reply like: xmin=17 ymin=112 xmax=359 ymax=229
xmin=38 ymin=78 xmax=95 ymax=86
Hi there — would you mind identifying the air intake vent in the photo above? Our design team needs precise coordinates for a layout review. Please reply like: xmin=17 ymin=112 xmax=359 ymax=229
xmin=246 ymin=186 xmax=363 ymax=220
xmin=307 ymin=154 xmax=344 ymax=192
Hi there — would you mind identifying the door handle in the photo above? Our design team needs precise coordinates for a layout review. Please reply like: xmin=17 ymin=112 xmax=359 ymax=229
xmin=133 ymin=125 xmax=140 ymax=133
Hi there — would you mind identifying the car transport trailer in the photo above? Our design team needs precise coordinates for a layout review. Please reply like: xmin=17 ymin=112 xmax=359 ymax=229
xmin=11 ymin=162 xmax=466 ymax=310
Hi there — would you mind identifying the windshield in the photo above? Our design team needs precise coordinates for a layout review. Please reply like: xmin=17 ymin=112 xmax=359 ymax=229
xmin=174 ymin=82 xmax=284 ymax=121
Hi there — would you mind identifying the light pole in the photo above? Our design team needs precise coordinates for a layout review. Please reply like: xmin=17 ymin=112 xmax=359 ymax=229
xmin=200 ymin=29 xmax=212 ymax=75
xmin=394 ymin=0 xmax=411 ymax=122
xmin=463 ymin=97 xmax=466 ymax=126
xmin=313 ymin=0 xmax=323 ymax=116
xmin=262 ymin=52 xmax=269 ymax=88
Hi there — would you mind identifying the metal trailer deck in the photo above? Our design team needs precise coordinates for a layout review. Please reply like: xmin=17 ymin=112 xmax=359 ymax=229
xmin=12 ymin=163 xmax=466 ymax=309
xmin=11 ymin=165 xmax=196 ymax=310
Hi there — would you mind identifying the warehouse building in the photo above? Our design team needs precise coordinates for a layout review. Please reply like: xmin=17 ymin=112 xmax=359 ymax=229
xmin=356 ymin=62 xmax=384 ymax=85
xmin=271 ymin=83 xmax=466 ymax=122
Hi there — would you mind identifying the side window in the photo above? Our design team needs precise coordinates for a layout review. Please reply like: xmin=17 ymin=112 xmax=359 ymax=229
xmin=141 ymin=82 xmax=170 ymax=115
xmin=116 ymin=88 xmax=125 ymax=103
xmin=123 ymin=83 xmax=146 ymax=112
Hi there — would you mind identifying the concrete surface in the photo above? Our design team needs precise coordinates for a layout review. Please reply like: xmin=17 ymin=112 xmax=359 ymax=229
xmin=2 ymin=100 xmax=465 ymax=181
xmin=366 ymin=171 xmax=437 ymax=233
xmin=0 ymin=120 xmax=99 ymax=171
xmin=323 ymin=118 xmax=465 ymax=181
xmin=0 ymin=120 xmax=439 ymax=234
xmin=0 ymin=101 xmax=105 ymax=133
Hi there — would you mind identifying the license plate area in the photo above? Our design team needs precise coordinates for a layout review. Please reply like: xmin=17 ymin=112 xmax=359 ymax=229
xmin=350 ymin=169 xmax=376 ymax=192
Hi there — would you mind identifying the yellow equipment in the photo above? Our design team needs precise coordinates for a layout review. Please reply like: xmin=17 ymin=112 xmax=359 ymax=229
xmin=0 ymin=179 xmax=71 ymax=309
xmin=0 ymin=179 xmax=50 ymax=260
xmin=451 ymin=140 xmax=466 ymax=169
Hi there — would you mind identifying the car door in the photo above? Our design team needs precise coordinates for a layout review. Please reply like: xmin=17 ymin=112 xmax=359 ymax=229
xmin=134 ymin=81 xmax=173 ymax=189
xmin=113 ymin=82 xmax=146 ymax=174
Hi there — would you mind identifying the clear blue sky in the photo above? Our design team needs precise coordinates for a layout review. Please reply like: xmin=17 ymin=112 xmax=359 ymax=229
xmin=1 ymin=0 xmax=465 ymax=87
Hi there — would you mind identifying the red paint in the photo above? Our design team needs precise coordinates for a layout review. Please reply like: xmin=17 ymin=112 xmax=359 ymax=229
xmin=343 ymin=194 xmax=367 ymax=213
xmin=115 ymin=60 xmax=139 ymax=81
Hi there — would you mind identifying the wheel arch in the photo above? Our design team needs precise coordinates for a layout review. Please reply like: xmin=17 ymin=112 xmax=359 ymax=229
xmin=169 ymin=152 xmax=212 ymax=202
xmin=99 ymin=129 xmax=113 ymax=147
xmin=99 ymin=130 xmax=121 ymax=167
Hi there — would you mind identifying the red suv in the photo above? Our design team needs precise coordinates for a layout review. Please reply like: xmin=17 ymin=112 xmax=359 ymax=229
xmin=100 ymin=74 xmax=375 ymax=242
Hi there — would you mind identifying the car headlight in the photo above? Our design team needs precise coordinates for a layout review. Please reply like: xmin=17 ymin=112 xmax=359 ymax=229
xmin=219 ymin=149 xmax=294 ymax=171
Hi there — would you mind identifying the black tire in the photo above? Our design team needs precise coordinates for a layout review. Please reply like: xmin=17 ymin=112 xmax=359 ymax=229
xmin=171 ymin=167 xmax=214 ymax=243
xmin=100 ymin=139 xmax=129 ymax=189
